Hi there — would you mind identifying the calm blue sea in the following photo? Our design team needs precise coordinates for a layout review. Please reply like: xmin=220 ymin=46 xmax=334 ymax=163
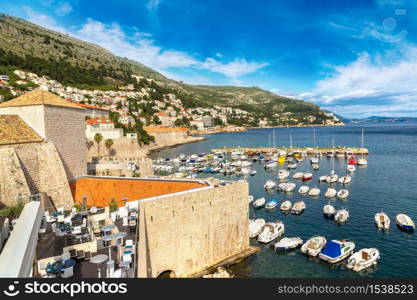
xmin=150 ymin=123 xmax=417 ymax=278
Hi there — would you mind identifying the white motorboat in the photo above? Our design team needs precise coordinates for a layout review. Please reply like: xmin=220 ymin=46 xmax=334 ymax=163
xmin=287 ymin=162 xmax=297 ymax=169
xmin=338 ymin=176 xmax=351 ymax=184
xmin=248 ymin=195 xmax=254 ymax=203
xmin=374 ymin=212 xmax=390 ymax=230
xmin=264 ymin=180 xmax=277 ymax=190
xmin=347 ymin=165 xmax=356 ymax=173
xmin=280 ymin=200 xmax=292 ymax=211
xmin=396 ymin=213 xmax=415 ymax=231
xmin=278 ymin=170 xmax=290 ymax=180
xmin=257 ymin=221 xmax=285 ymax=243
xmin=301 ymin=236 xmax=327 ymax=257
xmin=298 ymin=185 xmax=310 ymax=194
xmin=310 ymin=157 xmax=319 ymax=164
xmin=319 ymin=240 xmax=355 ymax=263
xmin=312 ymin=164 xmax=320 ymax=171
xmin=276 ymin=182 xmax=287 ymax=191
xmin=337 ymin=189 xmax=349 ymax=199
xmin=249 ymin=218 xmax=266 ymax=238
xmin=334 ymin=208 xmax=349 ymax=224
xmin=308 ymin=187 xmax=320 ymax=196
xmin=291 ymin=201 xmax=306 ymax=215
xmin=302 ymin=173 xmax=313 ymax=181
xmin=323 ymin=202 xmax=336 ymax=219
xmin=318 ymin=175 xmax=327 ymax=182
xmin=265 ymin=162 xmax=277 ymax=169
xmin=325 ymin=188 xmax=337 ymax=198
xmin=241 ymin=167 xmax=251 ymax=175
xmin=265 ymin=200 xmax=279 ymax=210
xmin=283 ymin=182 xmax=296 ymax=193
xmin=253 ymin=197 xmax=266 ymax=208
xmin=274 ymin=237 xmax=303 ymax=251
xmin=250 ymin=170 xmax=257 ymax=176
xmin=292 ymin=172 xmax=304 ymax=179
xmin=326 ymin=174 xmax=338 ymax=183
xmin=357 ymin=128 xmax=368 ymax=166
xmin=347 ymin=248 xmax=380 ymax=272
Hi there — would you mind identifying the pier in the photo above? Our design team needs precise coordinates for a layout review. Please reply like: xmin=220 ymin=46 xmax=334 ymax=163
xmin=211 ymin=146 xmax=369 ymax=155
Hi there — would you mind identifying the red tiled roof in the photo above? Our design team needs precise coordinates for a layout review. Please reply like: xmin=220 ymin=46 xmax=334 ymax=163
xmin=75 ymin=103 xmax=109 ymax=111
xmin=86 ymin=117 xmax=113 ymax=125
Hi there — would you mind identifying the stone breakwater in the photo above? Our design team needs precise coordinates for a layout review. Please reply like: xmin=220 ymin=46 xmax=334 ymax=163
xmin=211 ymin=146 xmax=369 ymax=155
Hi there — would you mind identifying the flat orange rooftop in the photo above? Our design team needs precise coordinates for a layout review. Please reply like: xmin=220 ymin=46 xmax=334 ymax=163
xmin=70 ymin=176 xmax=209 ymax=207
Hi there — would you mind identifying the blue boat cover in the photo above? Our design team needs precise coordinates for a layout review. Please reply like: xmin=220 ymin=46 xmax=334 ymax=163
xmin=320 ymin=241 xmax=341 ymax=258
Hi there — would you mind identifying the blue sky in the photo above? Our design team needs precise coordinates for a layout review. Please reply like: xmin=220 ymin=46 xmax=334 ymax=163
xmin=2 ymin=0 xmax=417 ymax=118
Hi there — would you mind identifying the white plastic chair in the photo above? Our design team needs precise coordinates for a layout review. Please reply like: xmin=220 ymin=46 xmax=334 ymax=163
xmin=60 ymin=266 xmax=74 ymax=278
xmin=125 ymin=239 xmax=134 ymax=248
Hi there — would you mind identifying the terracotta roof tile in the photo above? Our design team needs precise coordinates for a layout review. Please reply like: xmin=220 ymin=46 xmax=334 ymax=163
xmin=0 ymin=115 xmax=43 ymax=145
xmin=0 ymin=89 xmax=84 ymax=110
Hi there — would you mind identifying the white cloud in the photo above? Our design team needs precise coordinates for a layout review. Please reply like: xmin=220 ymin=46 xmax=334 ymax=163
xmin=55 ymin=2 xmax=73 ymax=17
xmin=200 ymin=58 xmax=268 ymax=78
xmin=23 ymin=6 xmax=68 ymax=33
xmin=299 ymin=45 xmax=417 ymax=117
xmin=146 ymin=0 xmax=162 ymax=11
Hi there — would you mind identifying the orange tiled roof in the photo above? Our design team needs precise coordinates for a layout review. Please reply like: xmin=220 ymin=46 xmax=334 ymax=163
xmin=157 ymin=111 xmax=169 ymax=117
xmin=75 ymin=103 xmax=109 ymax=111
xmin=86 ymin=117 xmax=113 ymax=125
xmin=144 ymin=126 xmax=187 ymax=133
xmin=70 ymin=177 xmax=208 ymax=207
xmin=0 ymin=89 xmax=83 ymax=110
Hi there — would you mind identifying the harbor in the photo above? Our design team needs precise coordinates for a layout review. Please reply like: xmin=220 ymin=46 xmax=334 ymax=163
xmin=150 ymin=124 xmax=417 ymax=278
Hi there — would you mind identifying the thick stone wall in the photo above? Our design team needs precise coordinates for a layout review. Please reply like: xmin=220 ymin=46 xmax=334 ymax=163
xmin=0 ymin=147 xmax=31 ymax=206
xmin=44 ymin=106 xmax=87 ymax=181
xmin=149 ymin=131 xmax=188 ymax=146
xmin=0 ymin=142 xmax=74 ymax=209
xmin=137 ymin=181 xmax=250 ymax=278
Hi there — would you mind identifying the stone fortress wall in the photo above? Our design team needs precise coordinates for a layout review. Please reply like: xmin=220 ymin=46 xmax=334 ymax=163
xmin=137 ymin=180 xmax=250 ymax=278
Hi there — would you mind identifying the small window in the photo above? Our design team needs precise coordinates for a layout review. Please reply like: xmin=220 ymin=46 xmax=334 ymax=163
xmin=173 ymin=210 xmax=175 ymax=217
xmin=192 ymin=206 xmax=194 ymax=212
xmin=151 ymin=216 xmax=153 ymax=222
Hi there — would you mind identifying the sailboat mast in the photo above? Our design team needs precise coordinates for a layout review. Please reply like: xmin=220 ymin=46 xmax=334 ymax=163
xmin=361 ymin=128 xmax=364 ymax=158
xmin=313 ymin=128 xmax=316 ymax=147
xmin=290 ymin=135 xmax=293 ymax=148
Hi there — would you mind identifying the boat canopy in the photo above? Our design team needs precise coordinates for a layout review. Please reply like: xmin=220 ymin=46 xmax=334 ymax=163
xmin=321 ymin=241 xmax=341 ymax=258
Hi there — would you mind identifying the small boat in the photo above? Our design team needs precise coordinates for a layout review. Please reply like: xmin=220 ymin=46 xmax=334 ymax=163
xmin=287 ymin=162 xmax=297 ymax=169
xmin=264 ymin=180 xmax=276 ymax=190
xmin=248 ymin=195 xmax=254 ymax=203
xmin=257 ymin=221 xmax=285 ymax=243
xmin=250 ymin=170 xmax=257 ymax=176
xmin=348 ymin=156 xmax=357 ymax=165
xmin=249 ymin=218 xmax=266 ymax=238
xmin=326 ymin=150 xmax=335 ymax=157
xmin=396 ymin=213 xmax=415 ymax=231
xmin=337 ymin=189 xmax=349 ymax=199
xmin=282 ymin=182 xmax=296 ymax=193
xmin=338 ymin=176 xmax=351 ymax=184
xmin=302 ymin=173 xmax=313 ymax=181
xmin=301 ymin=236 xmax=327 ymax=257
xmin=310 ymin=157 xmax=319 ymax=164
xmin=357 ymin=158 xmax=367 ymax=166
xmin=334 ymin=208 xmax=349 ymax=224
xmin=326 ymin=174 xmax=338 ymax=183
xmin=325 ymin=188 xmax=337 ymax=198
xmin=323 ymin=202 xmax=336 ymax=219
xmin=308 ymin=187 xmax=320 ymax=196
xmin=278 ymin=170 xmax=290 ymax=180
xmin=374 ymin=212 xmax=390 ymax=230
xmin=265 ymin=199 xmax=279 ymax=210
xmin=274 ymin=237 xmax=303 ymax=251
xmin=347 ymin=248 xmax=380 ymax=272
xmin=292 ymin=172 xmax=304 ymax=179
xmin=347 ymin=165 xmax=356 ymax=173
xmin=291 ymin=201 xmax=306 ymax=215
xmin=280 ymin=200 xmax=292 ymax=211
xmin=319 ymin=240 xmax=355 ymax=263
xmin=241 ymin=167 xmax=251 ymax=175
xmin=276 ymin=182 xmax=287 ymax=191
xmin=253 ymin=197 xmax=266 ymax=208
xmin=312 ymin=164 xmax=320 ymax=171
xmin=318 ymin=176 xmax=327 ymax=182
xmin=298 ymin=185 xmax=310 ymax=194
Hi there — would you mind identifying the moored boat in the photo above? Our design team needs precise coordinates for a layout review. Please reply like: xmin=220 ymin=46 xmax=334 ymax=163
xmin=265 ymin=199 xmax=279 ymax=210
xmin=292 ymin=172 xmax=304 ymax=179
xmin=291 ymin=201 xmax=306 ymax=215
xmin=264 ymin=180 xmax=277 ymax=190
xmin=347 ymin=165 xmax=356 ymax=173
xmin=346 ymin=248 xmax=380 ymax=272
xmin=334 ymin=208 xmax=349 ymax=224
xmin=396 ymin=213 xmax=415 ymax=231
xmin=253 ymin=197 xmax=266 ymax=208
xmin=302 ymin=173 xmax=313 ymax=181
xmin=248 ymin=195 xmax=254 ymax=203
xmin=280 ymin=200 xmax=292 ymax=211
xmin=274 ymin=237 xmax=303 ymax=251
xmin=278 ymin=169 xmax=290 ymax=180
xmin=298 ymin=185 xmax=310 ymax=194
xmin=308 ymin=187 xmax=321 ymax=196
xmin=301 ymin=236 xmax=327 ymax=257
xmin=325 ymin=188 xmax=337 ymax=198
xmin=319 ymin=240 xmax=355 ymax=263
xmin=257 ymin=221 xmax=285 ymax=243
xmin=323 ymin=202 xmax=336 ymax=219
xmin=249 ymin=218 xmax=265 ymax=238
xmin=374 ymin=212 xmax=390 ymax=230
xmin=282 ymin=182 xmax=296 ymax=193
xmin=337 ymin=189 xmax=349 ymax=199
xmin=338 ymin=176 xmax=351 ymax=184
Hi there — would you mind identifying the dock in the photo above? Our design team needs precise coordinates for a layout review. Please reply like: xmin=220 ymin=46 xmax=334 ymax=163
xmin=211 ymin=146 xmax=369 ymax=155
